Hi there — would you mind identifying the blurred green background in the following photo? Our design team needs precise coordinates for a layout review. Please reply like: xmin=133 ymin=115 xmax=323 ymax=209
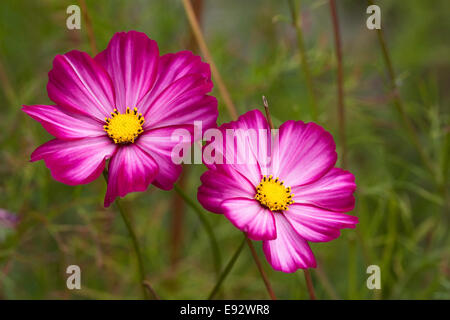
xmin=0 ymin=0 xmax=448 ymax=299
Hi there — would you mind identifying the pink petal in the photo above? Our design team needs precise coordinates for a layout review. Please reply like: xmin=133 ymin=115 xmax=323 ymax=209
xmin=292 ymin=168 xmax=356 ymax=212
xmin=150 ymin=50 xmax=211 ymax=102
xmin=231 ymin=109 xmax=270 ymax=132
xmin=136 ymin=125 xmax=194 ymax=190
xmin=226 ymin=110 xmax=272 ymax=175
xmin=95 ymin=31 xmax=159 ymax=113
xmin=221 ymin=197 xmax=276 ymax=241
xmin=135 ymin=50 xmax=216 ymax=131
xmin=47 ymin=50 xmax=116 ymax=121
xmin=284 ymin=203 xmax=358 ymax=242
xmin=205 ymin=110 xmax=269 ymax=185
xmin=104 ymin=145 xmax=158 ymax=207
xmin=22 ymin=105 xmax=105 ymax=140
xmin=31 ymin=137 xmax=116 ymax=185
xmin=263 ymin=213 xmax=317 ymax=272
xmin=271 ymin=121 xmax=337 ymax=187
xmin=139 ymin=74 xmax=216 ymax=130
xmin=198 ymin=165 xmax=256 ymax=214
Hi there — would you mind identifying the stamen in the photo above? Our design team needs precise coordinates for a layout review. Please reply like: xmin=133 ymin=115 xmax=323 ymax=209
xmin=104 ymin=107 xmax=145 ymax=144
xmin=255 ymin=175 xmax=294 ymax=212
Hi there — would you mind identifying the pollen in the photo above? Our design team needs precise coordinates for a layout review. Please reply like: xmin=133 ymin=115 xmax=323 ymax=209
xmin=255 ymin=175 xmax=294 ymax=211
xmin=103 ymin=107 xmax=145 ymax=144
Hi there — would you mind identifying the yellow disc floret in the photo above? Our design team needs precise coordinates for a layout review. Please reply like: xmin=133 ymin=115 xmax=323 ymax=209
xmin=104 ymin=107 xmax=145 ymax=144
xmin=255 ymin=175 xmax=294 ymax=211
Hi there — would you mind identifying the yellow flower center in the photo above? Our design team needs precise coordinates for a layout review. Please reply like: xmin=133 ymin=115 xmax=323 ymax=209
xmin=104 ymin=107 xmax=145 ymax=144
xmin=255 ymin=175 xmax=294 ymax=211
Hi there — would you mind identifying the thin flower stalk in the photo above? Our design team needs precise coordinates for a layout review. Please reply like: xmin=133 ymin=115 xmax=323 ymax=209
xmin=174 ymin=184 xmax=222 ymax=277
xmin=103 ymin=171 xmax=152 ymax=299
xmin=288 ymin=0 xmax=319 ymax=121
xmin=78 ymin=0 xmax=98 ymax=55
xmin=182 ymin=0 xmax=238 ymax=120
xmin=208 ymin=234 xmax=246 ymax=300
xmin=329 ymin=0 xmax=347 ymax=169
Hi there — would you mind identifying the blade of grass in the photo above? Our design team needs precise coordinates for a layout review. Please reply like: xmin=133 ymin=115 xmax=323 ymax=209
xmin=347 ymin=235 xmax=357 ymax=299
xmin=173 ymin=184 xmax=222 ymax=277
xmin=208 ymin=234 xmax=246 ymax=300
xmin=0 ymin=57 xmax=17 ymax=105
xmin=102 ymin=171 xmax=153 ymax=300
xmin=170 ymin=167 xmax=188 ymax=269
xmin=368 ymin=0 xmax=435 ymax=178
xmin=315 ymin=264 xmax=339 ymax=299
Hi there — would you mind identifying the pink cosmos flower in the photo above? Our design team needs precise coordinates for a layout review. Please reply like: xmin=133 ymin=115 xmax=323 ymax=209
xmin=198 ymin=110 xmax=357 ymax=272
xmin=24 ymin=31 xmax=218 ymax=207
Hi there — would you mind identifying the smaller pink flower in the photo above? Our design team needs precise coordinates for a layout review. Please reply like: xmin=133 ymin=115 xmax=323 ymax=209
xmin=24 ymin=31 xmax=218 ymax=207
xmin=198 ymin=110 xmax=358 ymax=272
xmin=0 ymin=209 xmax=20 ymax=229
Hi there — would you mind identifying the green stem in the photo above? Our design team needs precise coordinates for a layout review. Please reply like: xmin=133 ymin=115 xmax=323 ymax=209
xmin=115 ymin=198 xmax=150 ymax=299
xmin=246 ymin=236 xmax=277 ymax=300
xmin=173 ymin=184 xmax=222 ymax=277
xmin=208 ymin=234 xmax=246 ymax=300
xmin=368 ymin=0 xmax=435 ymax=178
xmin=303 ymin=269 xmax=316 ymax=300
xmin=102 ymin=171 xmax=152 ymax=299
xmin=347 ymin=236 xmax=357 ymax=299
xmin=329 ymin=0 xmax=347 ymax=169
xmin=288 ymin=0 xmax=319 ymax=121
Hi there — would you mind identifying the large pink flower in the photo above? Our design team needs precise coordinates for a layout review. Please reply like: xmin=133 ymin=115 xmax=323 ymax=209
xmin=24 ymin=31 xmax=218 ymax=207
xmin=197 ymin=110 xmax=357 ymax=272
